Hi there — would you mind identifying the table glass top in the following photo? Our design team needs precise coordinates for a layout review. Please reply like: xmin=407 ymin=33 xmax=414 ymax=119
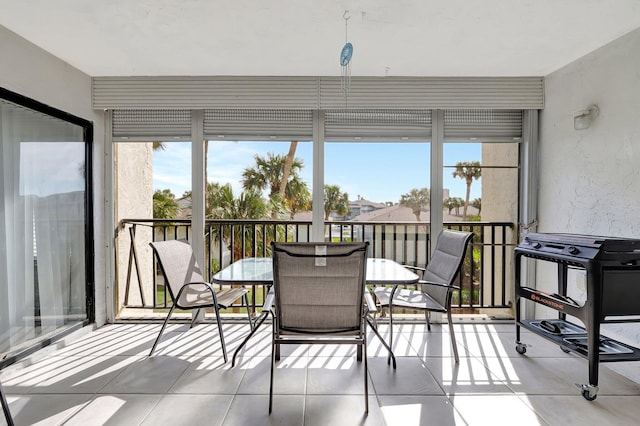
xmin=212 ymin=257 xmax=419 ymax=284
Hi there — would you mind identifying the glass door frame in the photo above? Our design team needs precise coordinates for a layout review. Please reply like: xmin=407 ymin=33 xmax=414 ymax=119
xmin=0 ymin=87 xmax=94 ymax=366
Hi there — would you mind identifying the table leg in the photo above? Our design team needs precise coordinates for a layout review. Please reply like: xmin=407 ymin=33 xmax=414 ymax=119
xmin=366 ymin=316 xmax=396 ymax=369
xmin=231 ymin=310 xmax=270 ymax=368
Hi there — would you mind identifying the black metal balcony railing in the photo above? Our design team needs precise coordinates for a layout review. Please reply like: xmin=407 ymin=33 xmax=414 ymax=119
xmin=117 ymin=219 xmax=516 ymax=318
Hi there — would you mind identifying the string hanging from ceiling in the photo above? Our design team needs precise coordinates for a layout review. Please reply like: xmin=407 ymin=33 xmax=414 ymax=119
xmin=340 ymin=10 xmax=353 ymax=106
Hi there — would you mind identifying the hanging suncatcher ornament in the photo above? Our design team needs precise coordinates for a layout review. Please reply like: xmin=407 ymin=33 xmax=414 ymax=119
xmin=340 ymin=11 xmax=353 ymax=102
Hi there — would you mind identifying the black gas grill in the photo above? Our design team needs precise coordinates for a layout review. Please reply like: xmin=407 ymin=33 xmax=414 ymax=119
xmin=515 ymin=233 xmax=640 ymax=400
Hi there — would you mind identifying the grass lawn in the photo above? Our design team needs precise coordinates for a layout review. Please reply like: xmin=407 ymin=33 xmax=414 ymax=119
xmin=153 ymin=285 xmax=266 ymax=315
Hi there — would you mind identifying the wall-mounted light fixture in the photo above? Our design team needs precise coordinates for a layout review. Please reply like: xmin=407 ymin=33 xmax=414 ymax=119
xmin=574 ymin=105 xmax=599 ymax=130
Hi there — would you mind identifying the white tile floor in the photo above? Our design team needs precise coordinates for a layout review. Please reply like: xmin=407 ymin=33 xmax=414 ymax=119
xmin=2 ymin=321 xmax=640 ymax=425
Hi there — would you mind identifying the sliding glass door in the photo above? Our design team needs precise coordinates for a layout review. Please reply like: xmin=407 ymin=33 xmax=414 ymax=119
xmin=0 ymin=90 xmax=93 ymax=359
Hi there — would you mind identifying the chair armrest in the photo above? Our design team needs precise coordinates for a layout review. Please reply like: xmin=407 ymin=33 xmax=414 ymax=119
xmin=262 ymin=288 xmax=275 ymax=312
xmin=183 ymin=281 xmax=219 ymax=294
xmin=402 ymin=265 xmax=426 ymax=274
xmin=364 ymin=291 xmax=377 ymax=313
xmin=419 ymin=280 xmax=461 ymax=291
xmin=176 ymin=281 xmax=217 ymax=294
xmin=173 ymin=281 xmax=219 ymax=306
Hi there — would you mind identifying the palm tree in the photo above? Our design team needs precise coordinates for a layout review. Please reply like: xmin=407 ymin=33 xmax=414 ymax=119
xmin=284 ymin=179 xmax=311 ymax=219
xmin=444 ymin=197 xmax=465 ymax=216
xmin=453 ymin=197 xmax=465 ymax=216
xmin=399 ymin=187 xmax=430 ymax=221
xmin=279 ymin=141 xmax=298 ymax=198
xmin=324 ymin=185 xmax=349 ymax=220
xmin=241 ymin=152 xmax=310 ymax=218
xmin=443 ymin=197 xmax=456 ymax=215
xmin=452 ymin=161 xmax=481 ymax=220
xmin=471 ymin=197 xmax=482 ymax=215
xmin=153 ymin=189 xmax=178 ymax=219
xmin=242 ymin=152 xmax=303 ymax=197
xmin=207 ymin=184 xmax=267 ymax=220
xmin=207 ymin=183 xmax=272 ymax=258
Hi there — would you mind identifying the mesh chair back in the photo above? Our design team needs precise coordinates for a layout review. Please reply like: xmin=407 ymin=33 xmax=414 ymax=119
xmin=423 ymin=230 xmax=474 ymax=306
xmin=150 ymin=240 xmax=206 ymax=301
xmin=272 ymin=242 xmax=368 ymax=334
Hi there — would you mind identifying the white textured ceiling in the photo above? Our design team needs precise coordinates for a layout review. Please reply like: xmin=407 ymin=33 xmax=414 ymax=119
xmin=1 ymin=0 xmax=640 ymax=77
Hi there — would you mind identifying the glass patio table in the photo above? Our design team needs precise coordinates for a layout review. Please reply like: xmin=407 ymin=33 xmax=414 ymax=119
xmin=212 ymin=257 xmax=419 ymax=366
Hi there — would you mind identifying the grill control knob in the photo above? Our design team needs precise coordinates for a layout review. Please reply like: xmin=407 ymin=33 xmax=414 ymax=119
xmin=568 ymin=246 xmax=579 ymax=255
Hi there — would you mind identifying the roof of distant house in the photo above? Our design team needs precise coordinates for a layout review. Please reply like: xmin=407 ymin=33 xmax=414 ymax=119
xmin=292 ymin=211 xmax=313 ymax=221
xmin=351 ymin=204 xmax=480 ymax=222
xmin=352 ymin=204 xmax=426 ymax=222
xmin=350 ymin=198 xmax=388 ymax=209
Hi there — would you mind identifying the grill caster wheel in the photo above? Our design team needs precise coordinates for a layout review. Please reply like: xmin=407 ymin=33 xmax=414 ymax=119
xmin=578 ymin=384 xmax=598 ymax=401
xmin=516 ymin=343 xmax=527 ymax=354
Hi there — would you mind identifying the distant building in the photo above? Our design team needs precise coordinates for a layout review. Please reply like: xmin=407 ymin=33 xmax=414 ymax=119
xmin=350 ymin=204 xmax=478 ymax=223
xmin=351 ymin=204 xmax=425 ymax=222
xmin=176 ymin=196 xmax=192 ymax=219
xmin=345 ymin=196 xmax=388 ymax=220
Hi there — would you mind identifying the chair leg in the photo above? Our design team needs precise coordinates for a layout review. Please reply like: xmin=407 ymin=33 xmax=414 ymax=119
xmin=363 ymin=337 xmax=369 ymax=415
xmin=1 ymin=382 xmax=14 ymax=426
xmin=447 ymin=311 xmax=459 ymax=363
xmin=269 ymin=321 xmax=276 ymax=414
xmin=190 ymin=308 xmax=201 ymax=328
xmin=425 ymin=310 xmax=431 ymax=331
xmin=387 ymin=305 xmax=394 ymax=366
xmin=243 ymin=293 xmax=254 ymax=331
xmin=213 ymin=304 xmax=228 ymax=363
xmin=149 ymin=302 xmax=177 ymax=356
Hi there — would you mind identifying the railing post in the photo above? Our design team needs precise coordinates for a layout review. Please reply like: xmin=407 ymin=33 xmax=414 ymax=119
xmin=124 ymin=224 xmax=145 ymax=306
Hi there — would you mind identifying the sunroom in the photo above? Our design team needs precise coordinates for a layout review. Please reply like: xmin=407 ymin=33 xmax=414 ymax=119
xmin=2 ymin=2 xmax=640 ymax=425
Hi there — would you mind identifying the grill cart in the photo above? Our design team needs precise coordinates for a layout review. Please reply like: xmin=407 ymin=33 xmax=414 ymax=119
xmin=515 ymin=233 xmax=640 ymax=400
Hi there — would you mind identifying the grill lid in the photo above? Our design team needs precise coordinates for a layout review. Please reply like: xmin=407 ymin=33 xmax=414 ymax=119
xmin=522 ymin=233 xmax=640 ymax=253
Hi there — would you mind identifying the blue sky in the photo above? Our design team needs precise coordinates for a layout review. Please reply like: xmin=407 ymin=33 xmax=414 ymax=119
xmin=153 ymin=141 xmax=482 ymax=203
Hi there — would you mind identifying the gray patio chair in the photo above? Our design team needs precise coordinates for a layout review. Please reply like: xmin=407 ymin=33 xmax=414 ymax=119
xmin=149 ymin=240 xmax=251 ymax=362
xmin=373 ymin=229 xmax=473 ymax=363
xmin=1 ymin=380 xmax=14 ymax=426
xmin=268 ymin=241 xmax=371 ymax=414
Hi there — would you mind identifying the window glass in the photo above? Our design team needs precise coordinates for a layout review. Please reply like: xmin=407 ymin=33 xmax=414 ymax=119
xmin=443 ymin=142 xmax=519 ymax=222
xmin=325 ymin=142 xmax=430 ymax=219
xmin=206 ymin=140 xmax=313 ymax=221
xmin=325 ymin=141 xmax=430 ymax=263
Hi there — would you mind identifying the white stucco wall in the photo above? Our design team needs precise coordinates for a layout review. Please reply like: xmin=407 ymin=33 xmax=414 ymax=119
xmin=539 ymin=27 xmax=640 ymax=345
xmin=114 ymin=143 xmax=154 ymax=310
xmin=482 ymin=143 xmax=519 ymax=311
xmin=0 ymin=25 xmax=107 ymax=326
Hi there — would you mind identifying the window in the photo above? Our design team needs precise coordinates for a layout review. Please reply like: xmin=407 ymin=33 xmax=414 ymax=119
xmin=325 ymin=141 xmax=430 ymax=263
xmin=444 ymin=142 xmax=519 ymax=223
xmin=443 ymin=141 xmax=519 ymax=310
